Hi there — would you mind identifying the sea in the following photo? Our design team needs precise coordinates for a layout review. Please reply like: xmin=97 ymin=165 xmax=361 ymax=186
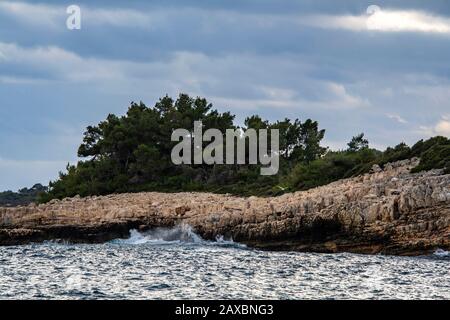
xmin=0 ymin=226 xmax=448 ymax=300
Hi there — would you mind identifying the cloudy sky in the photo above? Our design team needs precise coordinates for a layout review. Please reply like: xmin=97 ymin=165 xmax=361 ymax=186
xmin=0 ymin=0 xmax=450 ymax=191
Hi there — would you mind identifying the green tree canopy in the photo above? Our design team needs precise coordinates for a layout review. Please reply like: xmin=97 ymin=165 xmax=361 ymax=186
xmin=347 ymin=133 xmax=369 ymax=152
xmin=36 ymin=94 xmax=450 ymax=203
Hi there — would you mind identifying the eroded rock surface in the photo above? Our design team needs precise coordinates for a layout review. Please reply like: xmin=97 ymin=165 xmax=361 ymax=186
xmin=1 ymin=158 xmax=449 ymax=255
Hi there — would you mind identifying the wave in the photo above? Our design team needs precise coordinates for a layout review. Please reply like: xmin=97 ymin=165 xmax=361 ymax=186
xmin=110 ymin=224 xmax=246 ymax=249
xmin=433 ymin=248 xmax=449 ymax=257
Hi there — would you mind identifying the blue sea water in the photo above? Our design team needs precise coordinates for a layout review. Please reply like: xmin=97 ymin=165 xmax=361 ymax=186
xmin=0 ymin=227 xmax=448 ymax=300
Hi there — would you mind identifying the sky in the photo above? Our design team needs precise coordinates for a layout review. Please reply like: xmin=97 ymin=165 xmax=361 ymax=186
xmin=0 ymin=0 xmax=450 ymax=191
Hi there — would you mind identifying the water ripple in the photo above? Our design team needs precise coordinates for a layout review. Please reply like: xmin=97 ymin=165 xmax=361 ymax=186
xmin=0 ymin=230 xmax=448 ymax=299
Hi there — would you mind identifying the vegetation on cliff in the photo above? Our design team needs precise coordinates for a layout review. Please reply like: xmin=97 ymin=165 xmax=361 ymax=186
xmin=37 ymin=94 xmax=449 ymax=202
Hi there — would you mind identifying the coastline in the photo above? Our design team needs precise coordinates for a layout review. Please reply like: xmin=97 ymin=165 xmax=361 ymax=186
xmin=1 ymin=159 xmax=449 ymax=255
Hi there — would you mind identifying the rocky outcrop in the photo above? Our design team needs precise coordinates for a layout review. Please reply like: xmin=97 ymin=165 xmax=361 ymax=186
xmin=1 ymin=158 xmax=449 ymax=255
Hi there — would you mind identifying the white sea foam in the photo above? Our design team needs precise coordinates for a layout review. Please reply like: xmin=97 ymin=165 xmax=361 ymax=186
xmin=110 ymin=224 xmax=246 ymax=248
xmin=433 ymin=248 xmax=449 ymax=257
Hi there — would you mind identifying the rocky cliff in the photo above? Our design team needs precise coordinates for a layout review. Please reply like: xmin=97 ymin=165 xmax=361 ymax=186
xmin=1 ymin=158 xmax=449 ymax=255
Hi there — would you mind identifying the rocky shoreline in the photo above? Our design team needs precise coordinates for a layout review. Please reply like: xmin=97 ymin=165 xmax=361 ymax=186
xmin=1 ymin=158 xmax=449 ymax=255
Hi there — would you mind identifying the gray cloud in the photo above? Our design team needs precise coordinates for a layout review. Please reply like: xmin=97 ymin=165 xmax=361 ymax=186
xmin=0 ymin=0 xmax=449 ymax=190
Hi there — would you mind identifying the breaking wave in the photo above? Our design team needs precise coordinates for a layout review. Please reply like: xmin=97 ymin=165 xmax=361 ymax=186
xmin=433 ymin=248 xmax=449 ymax=257
xmin=110 ymin=224 xmax=246 ymax=248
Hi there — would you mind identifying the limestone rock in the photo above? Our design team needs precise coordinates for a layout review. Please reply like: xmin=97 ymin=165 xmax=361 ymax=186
xmin=371 ymin=164 xmax=382 ymax=173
